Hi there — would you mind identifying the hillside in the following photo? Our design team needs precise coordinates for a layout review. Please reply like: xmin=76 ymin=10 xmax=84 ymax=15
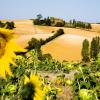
xmin=2 ymin=20 xmax=100 ymax=61
xmin=41 ymin=34 xmax=90 ymax=61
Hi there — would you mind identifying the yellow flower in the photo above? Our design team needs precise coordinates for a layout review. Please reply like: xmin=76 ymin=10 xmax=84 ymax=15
xmin=0 ymin=28 xmax=26 ymax=79
xmin=24 ymin=74 xmax=44 ymax=100
xmin=43 ymin=85 xmax=51 ymax=94
xmin=66 ymin=79 xmax=72 ymax=85
xmin=79 ymin=89 xmax=93 ymax=100
xmin=57 ymin=87 xmax=63 ymax=94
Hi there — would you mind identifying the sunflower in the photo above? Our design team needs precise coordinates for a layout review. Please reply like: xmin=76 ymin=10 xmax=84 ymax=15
xmin=22 ymin=74 xmax=44 ymax=100
xmin=0 ymin=28 xmax=26 ymax=79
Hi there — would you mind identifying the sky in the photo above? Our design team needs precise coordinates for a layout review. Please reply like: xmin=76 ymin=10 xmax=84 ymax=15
xmin=0 ymin=0 xmax=100 ymax=22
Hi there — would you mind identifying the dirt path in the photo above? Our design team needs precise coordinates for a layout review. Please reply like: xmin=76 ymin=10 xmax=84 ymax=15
xmin=38 ymin=70 xmax=78 ymax=100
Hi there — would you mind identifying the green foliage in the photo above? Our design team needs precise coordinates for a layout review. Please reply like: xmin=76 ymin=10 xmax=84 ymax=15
xmin=97 ymin=52 xmax=100 ymax=64
xmin=0 ymin=21 xmax=15 ymax=29
xmin=20 ymin=82 xmax=35 ymax=100
xmin=0 ymin=48 xmax=75 ymax=99
xmin=36 ymin=14 xmax=43 ymax=20
xmin=33 ymin=19 xmax=41 ymax=25
xmin=44 ymin=17 xmax=51 ymax=26
xmin=0 ymin=21 xmax=5 ymax=27
xmin=33 ymin=15 xmax=52 ymax=26
xmin=79 ymin=89 xmax=94 ymax=100
xmin=0 ymin=47 xmax=100 ymax=99
xmin=55 ymin=21 xmax=65 ymax=27
xmin=81 ymin=39 xmax=90 ymax=62
xmin=90 ymin=36 xmax=100 ymax=59
xmin=5 ymin=21 xmax=15 ymax=29
xmin=85 ymin=23 xmax=92 ymax=29
xmin=33 ymin=15 xmax=92 ymax=29
xmin=26 ymin=38 xmax=41 ymax=50
xmin=26 ymin=29 xmax=64 ymax=52
xmin=0 ymin=28 xmax=100 ymax=100
xmin=73 ymin=63 xmax=100 ymax=100
xmin=44 ymin=86 xmax=57 ymax=100
xmin=81 ymin=37 xmax=100 ymax=61
xmin=64 ymin=19 xmax=92 ymax=29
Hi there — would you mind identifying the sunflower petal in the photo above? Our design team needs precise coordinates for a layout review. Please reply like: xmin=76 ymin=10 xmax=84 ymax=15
xmin=24 ymin=75 xmax=29 ymax=84
xmin=0 ymin=28 xmax=27 ymax=79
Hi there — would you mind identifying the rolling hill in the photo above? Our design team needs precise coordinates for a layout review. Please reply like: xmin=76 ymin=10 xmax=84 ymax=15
xmin=2 ymin=20 xmax=100 ymax=61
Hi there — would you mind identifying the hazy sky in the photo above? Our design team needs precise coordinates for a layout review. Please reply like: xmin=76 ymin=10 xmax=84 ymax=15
xmin=0 ymin=0 xmax=100 ymax=22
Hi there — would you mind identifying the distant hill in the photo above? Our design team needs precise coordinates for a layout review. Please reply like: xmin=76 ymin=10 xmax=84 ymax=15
xmin=2 ymin=20 xmax=100 ymax=61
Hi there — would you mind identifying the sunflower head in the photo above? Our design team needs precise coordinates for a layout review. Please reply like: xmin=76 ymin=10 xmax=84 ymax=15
xmin=0 ymin=35 xmax=6 ymax=57
xmin=0 ymin=28 xmax=13 ymax=57
xmin=0 ymin=28 xmax=26 ymax=79
xmin=21 ymin=74 xmax=44 ymax=100
xmin=20 ymin=82 xmax=35 ymax=100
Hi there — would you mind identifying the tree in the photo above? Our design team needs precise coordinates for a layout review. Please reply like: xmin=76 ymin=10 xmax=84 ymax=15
xmin=36 ymin=14 xmax=42 ymax=20
xmin=54 ymin=29 xmax=64 ymax=37
xmin=69 ymin=20 xmax=72 ymax=25
xmin=55 ymin=21 xmax=65 ymax=27
xmin=33 ymin=19 xmax=41 ymax=25
xmin=97 ymin=52 xmax=100 ymax=64
xmin=55 ymin=22 xmax=63 ymax=27
xmin=42 ymin=53 xmax=52 ymax=60
xmin=26 ymin=38 xmax=41 ymax=50
xmin=0 ymin=21 xmax=15 ymax=29
xmin=87 ymin=23 xmax=92 ymax=29
xmin=6 ymin=21 xmax=15 ymax=29
xmin=72 ymin=19 xmax=76 ymax=28
xmin=90 ymin=37 xmax=100 ymax=59
xmin=81 ymin=39 xmax=90 ymax=62
xmin=45 ymin=17 xmax=51 ymax=26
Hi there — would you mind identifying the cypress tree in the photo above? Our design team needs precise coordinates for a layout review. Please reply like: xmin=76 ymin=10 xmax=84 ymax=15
xmin=90 ymin=37 xmax=100 ymax=59
xmin=87 ymin=23 xmax=92 ymax=29
xmin=81 ymin=39 xmax=90 ymax=62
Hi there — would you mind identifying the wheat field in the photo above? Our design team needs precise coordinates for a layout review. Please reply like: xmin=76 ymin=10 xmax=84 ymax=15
xmin=3 ymin=20 xmax=100 ymax=61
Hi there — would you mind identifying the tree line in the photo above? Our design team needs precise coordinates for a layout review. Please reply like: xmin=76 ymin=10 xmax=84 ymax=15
xmin=82 ymin=36 xmax=100 ymax=62
xmin=33 ymin=14 xmax=92 ymax=29
xmin=65 ymin=19 xmax=92 ymax=29
xmin=26 ymin=29 xmax=64 ymax=51
xmin=0 ymin=21 xmax=15 ymax=29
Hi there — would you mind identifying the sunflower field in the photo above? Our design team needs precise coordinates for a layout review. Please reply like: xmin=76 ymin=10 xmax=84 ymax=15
xmin=0 ymin=28 xmax=100 ymax=100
